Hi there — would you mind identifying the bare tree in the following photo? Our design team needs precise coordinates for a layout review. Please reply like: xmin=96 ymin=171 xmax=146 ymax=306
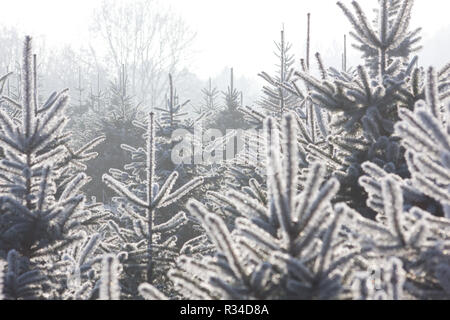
xmin=90 ymin=0 xmax=196 ymax=109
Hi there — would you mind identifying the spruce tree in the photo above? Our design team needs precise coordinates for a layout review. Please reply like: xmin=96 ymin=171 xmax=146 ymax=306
xmin=76 ymin=66 xmax=143 ymax=203
xmin=102 ymin=112 xmax=203 ymax=296
xmin=292 ymin=0 xmax=426 ymax=215
xmin=194 ymin=78 xmax=220 ymax=118
xmin=337 ymin=0 xmax=421 ymax=78
xmin=210 ymin=68 xmax=250 ymax=133
xmin=0 ymin=37 xmax=106 ymax=299
xmin=258 ymin=28 xmax=300 ymax=119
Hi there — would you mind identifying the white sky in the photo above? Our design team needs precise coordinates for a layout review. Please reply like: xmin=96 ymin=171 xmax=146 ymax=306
xmin=0 ymin=0 xmax=449 ymax=80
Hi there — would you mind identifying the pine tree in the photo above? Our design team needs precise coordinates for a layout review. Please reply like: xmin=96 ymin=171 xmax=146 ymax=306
xmin=139 ymin=73 xmax=450 ymax=300
xmin=291 ymin=0 xmax=427 ymax=215
xmin=137 ymin=0 xmax=450 ymax=301
xmin=331 ymin=15 xmax=450 ymax=299
xmin=194 ymin=78 xmax=220 ymax=118
xmin=100 ymin=74 xmax=228 ymax=297
xmin=76 ymin=66 xmax=142 ymax=203
xmin=1 ymin=250 xmax=46 ymax=299
xmin=208 ymin=68 xmax=250 ymax=133
xmin=361 ymin=67 xmax=450 ymax=217
xmin=102 ymin=112 xmax=203 ymax=295
xmin=0 ymin=37 xmax=106 ymax=299
xmin=258 ymin=28 xmax=300 ymax=119
xmin=337 ymin=0 xmax=421 ymax=79
xmin=149 ymin=73 xmax=201 ymax=179
xmin=237 ymin=18 xmax=336 ymax=207
xmin=67 ymin=73 xmax=106 ymax=148
xmin=155 ymin=74 xmax=191 ymax=137
xmin=0 ymin=0 xmax=449 ymax=302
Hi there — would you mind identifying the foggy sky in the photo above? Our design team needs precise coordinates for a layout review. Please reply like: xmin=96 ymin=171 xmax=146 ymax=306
xmin=1 ymin=0 xmax=449 ymax=81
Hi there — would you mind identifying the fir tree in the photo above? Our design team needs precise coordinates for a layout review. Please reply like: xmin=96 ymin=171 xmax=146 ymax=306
xmin=337 ymin=0 xmax=421 ymax=78
xmin=102 ymin=112 xmax=203 ymax=294
xmin=155 ymin=74 xmax=191 ymax=137
xmin=194 ymin=78 xmax=220 ymax=118
xmin=77 ymin=66 xmax=143 ymax=203
xmin=291 ymin=0 xmax=427 ymax=215
xmin=258 ymin=28 xmax=300 ymax=119
xmin=210 ymin=68 xmax=250 ymax=133
xmin=0 ymin=0 xmax=449 ymax=302
xmin=0 ymin=37 xmax=106 ymax=299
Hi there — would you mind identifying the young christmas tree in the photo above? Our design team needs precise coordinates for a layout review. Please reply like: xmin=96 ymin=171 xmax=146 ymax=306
xmin=69 ymin=66 xmax=143 ymax=204
xmin=340 ymin=0 xmax=422 ymax=77
xmin=102 ymin=112 xmax=203 ymax=297
xmin=290 ymin=0 xmax=428 ymax=216
xmin=210 ymin=68 xmax=250 ymax=133
xmin=193 ymin=78 xmax=221 ymax=119
xmin=258 ymin=28 xmax=301 ymax=119
xmin=0 ymin=37 xmax=107 ymax=299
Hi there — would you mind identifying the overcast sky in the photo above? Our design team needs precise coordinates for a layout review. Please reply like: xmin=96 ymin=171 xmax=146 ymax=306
xmin=0 ymin=0 xmax=449 ymax=80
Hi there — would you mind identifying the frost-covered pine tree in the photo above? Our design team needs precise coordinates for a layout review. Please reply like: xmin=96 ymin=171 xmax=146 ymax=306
xmin=149 ymin=73 xmax=202 ymax=179
xmin=121 ymin=73 xmax=217 ymax=212
xmin=339 ymin=0 xmax=422 ymax=77
xmin=353 ymin=71 xmax=450 ymax=297
xmin=139 ymin=74 xmax=450 ymax=300
xmin=209 ymin=68 xmax=250 ymax=133
xmin=102 ymin=112 xmax=203 ymax=297
xmin=137 ymin=0 xmax=450 ymax=301
xmin=155 ymin=74 xmax=190 ymax=137
xmin=78 ymin=67 xmax=143 ymax=203
xmin=237 ymin=46 xmax=335 ymax=208
xmin=0 ymin=37 xmax=107 ymax=299
xmin=0 ymin=0 xmax=449 ymax=302
xmin=290 ymin=0 xmax=429 ymax=216
xmin=335 ymin=22 xmax=449 ymax=299
xmin=193 ymin=78 xmax=220 ymax=119
xmin=359 ymin=66 xmax=450 ymax=216
xmin=258 ymin=28 xmax=301 ymax=119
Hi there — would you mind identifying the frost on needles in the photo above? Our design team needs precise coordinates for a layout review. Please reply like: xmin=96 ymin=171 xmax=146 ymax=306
xmin=0 ymin=37 xmax=109 ymax=299
xmin=0 ymin=0 xmax=450 ymax=301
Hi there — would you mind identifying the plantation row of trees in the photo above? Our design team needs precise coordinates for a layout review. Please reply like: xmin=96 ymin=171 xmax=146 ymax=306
xmin=0 ymin=0 xmax=450 ymax=300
